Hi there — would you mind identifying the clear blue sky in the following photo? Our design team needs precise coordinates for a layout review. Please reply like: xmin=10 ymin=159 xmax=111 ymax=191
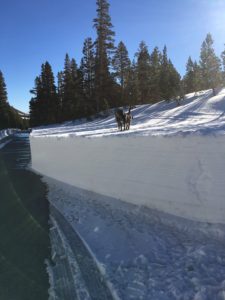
xmin=0 ymin=0 xmax=225 ymax=112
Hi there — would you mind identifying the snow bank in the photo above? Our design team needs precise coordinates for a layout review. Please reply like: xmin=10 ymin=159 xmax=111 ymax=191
xmin=30 ymin=89 xmax=225 ymax=223
xmin=30 ymin=135 xmax=225 ymax=223
xmin=0 ymin=129 xmax=19 ymax=149
xmin=0 ymin=129 xmax=12 ymax=141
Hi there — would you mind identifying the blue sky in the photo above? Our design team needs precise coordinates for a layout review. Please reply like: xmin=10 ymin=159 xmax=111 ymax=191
xmin=0 ymin=0 xmax=225 ymax=112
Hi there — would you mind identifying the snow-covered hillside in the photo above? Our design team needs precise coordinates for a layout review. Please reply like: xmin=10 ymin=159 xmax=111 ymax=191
xmin=32 ymin=89 xmax=225 ymax=138
xmin=30 ymin=89 xmax=225 ymax=223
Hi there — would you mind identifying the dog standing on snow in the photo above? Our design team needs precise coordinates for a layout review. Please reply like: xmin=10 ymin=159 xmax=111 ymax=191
xmin=124 ymin=107 xmax=133 ymax=130
xmin=115 ymin=108 xmax=125 ymax=131
xmin=115 ymin=107 xmax=133 ymax=131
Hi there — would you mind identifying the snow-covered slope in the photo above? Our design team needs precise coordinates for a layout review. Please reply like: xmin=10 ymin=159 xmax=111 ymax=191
xmin=32 ymin=89 xmax=225 ymax=138
xmin=30 ymin=89 xmax=225 ymax=223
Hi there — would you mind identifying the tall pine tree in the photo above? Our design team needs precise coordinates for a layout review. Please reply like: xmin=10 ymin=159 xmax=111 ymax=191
xmin=80 ymin=37 xmax=95 ymax=114
xmin=136 ymin=41 xmax=151 ymax=104
xmin=149 ymin=47 xmax=161 ymax=102
xmin=57 ymin=71 xmax=64 ymax=111
xmin=61 ymin=54 xmax=73 ymax=120
xmin=0 ymin=71 xmax=10 ymax=129
xmin=221 ymin=45 xmax=225 ymax=85
xmin=29 ymin=76 xmax=42 ymax=126
xmin=159 ymin=46 xmax=171 ymax=101
xmin=93 ymin=0 xmax=115 ymax=112
xmin=41 ymin=62 xmax=59 ymax=124
xmin=30 ymin=62 xmax=59 ymax=126
xmin=125 ymin=60 xmax=138 ymax=107
xmin=112 ymin=41 xmax=131 ymax=105
xmin=200 ymin=33 xmax=221 ymax=94
xmin=183 ymin=57 xmax=202 ymax=93
xmin=159 ymin=46 xmax=180 ymax=101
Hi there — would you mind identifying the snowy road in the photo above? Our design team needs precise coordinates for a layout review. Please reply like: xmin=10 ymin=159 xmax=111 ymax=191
xmin=49 ymin=205 xmax=115 ymax=300
xmin=0 ymin=133 xmax=50 ymax=300
xmin=46 ymin=178 xmax=225 ymax=300
xmin=30 ymin=88 xmax=225 ymax=299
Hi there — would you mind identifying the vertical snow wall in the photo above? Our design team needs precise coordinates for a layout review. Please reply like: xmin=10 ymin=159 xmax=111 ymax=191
xmin=30 ymin=135 xmax=225 ymax=223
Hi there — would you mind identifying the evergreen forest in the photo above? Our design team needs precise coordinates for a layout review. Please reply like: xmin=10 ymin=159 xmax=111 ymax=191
xmin=1 ymin=0 xmax=225 ymax=128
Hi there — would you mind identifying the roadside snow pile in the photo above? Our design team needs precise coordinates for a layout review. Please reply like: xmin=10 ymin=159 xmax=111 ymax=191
xmin=30 ymin=89 xmax=225 ymax=223
xmin=0 ymin=129 xmax=19 ymax=149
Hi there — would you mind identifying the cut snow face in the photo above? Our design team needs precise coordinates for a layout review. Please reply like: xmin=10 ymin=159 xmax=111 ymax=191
xmin=30 ymin=89 xmax=225 ymax=223
xmin=29 ymin=90 xmax=225 ymax=298
xmin=31 ymin=89 xmax=225 ymax=138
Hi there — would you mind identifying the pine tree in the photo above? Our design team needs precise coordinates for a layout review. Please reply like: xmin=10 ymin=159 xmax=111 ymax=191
xmin=0 ymin=70 xmax=24 ymax=129
xmin=136 ymin=41 xmax=151 ymax=104
xmin=112 ymin=41 xmax=131 ymax=105
xmin=41 ymin=62 xmax=59 ymax=124
xmin=70 ymin=58 xmax=79 ymax=117
xmin=29 ymin=76 xmax=42 ymax=126
xmin=80 ymin=37 xmax=95 ymax=114
xmin=0 ymin=70 xmax=10 ymax=129
xmin=149 ymin=47 xmax=161 ymax=102
xmin=193 ymin=61 xmax=203 ymax=92
xmin=221 ymin=45 xmax=225 ymax=85
xmin=159 ymin=46 xmax=181 ymax=101
xmin=168 ymin=59 xmax=181 ymax=99
xmin=183 ymin=57 xmax=195 ymax=93
xmin=57 ymin=71 xmax=64 ymax=117
xmin=61 ymin=54 xmax=74 ymax=120
xmin=183 ymin=57 xmax=202 ymax=93
xmin=125 ymin=60 xmax=138 ymax=106
xmin=29 ymin=62 xmax=59 ymax=126
xmin=93 ymin=0 xmax=115 ymax=112
xmin=159 ymin=46 xmax=171 ymax=100
xmin=71 ymin=59 xmax=85 ymax=118
xmin=200 ymin=33 xmax=221 ymax=94
xmin=0 ymin=71 xmax=8 ymax=105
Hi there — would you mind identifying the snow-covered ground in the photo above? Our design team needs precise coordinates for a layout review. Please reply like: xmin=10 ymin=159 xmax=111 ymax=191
xmin=30 ymin=89 xmax=225 ymax=223
xmin=29 ymin=89 xmax=225 ymax=299
xmin=31 ymin=89 xmax=225 ymax=138
xmin=46 ymin=177 xmax=225 ymax=300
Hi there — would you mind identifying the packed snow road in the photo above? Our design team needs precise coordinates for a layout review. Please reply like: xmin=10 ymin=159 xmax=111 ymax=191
xmin=30 ymin=88 xmax=225 ymax=299
xmin=0 ymin=134 xmax=116 ymax=300
xmin=46 ymin=178 xmax=225 ymax=300
xmin=49 ymin=205 xmax=115 ymax=300
xmin=0 ymin=133 xmax=50 ymax=300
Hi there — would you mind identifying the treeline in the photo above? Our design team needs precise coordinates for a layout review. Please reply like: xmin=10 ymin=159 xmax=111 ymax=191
xmin=29 ymin=0 xmax=181 ymax=127
xmin=183 ymin=33 xmax=225 ymax=95
xmin=0 ymin=71 xmax=28 ymax=130
xmin=29 ymin=0 xmax=225 ymax=127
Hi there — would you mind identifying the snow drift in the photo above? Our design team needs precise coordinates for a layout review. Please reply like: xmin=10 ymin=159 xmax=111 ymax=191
xmin=0 ymin=129 xmax=19 ymax=149
xmin=30 ymin=89 xmax=225 ymax=223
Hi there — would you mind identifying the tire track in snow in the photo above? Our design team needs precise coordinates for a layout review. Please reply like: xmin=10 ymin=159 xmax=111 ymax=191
xmin=50 ymin=204 xmax=115 ymax=300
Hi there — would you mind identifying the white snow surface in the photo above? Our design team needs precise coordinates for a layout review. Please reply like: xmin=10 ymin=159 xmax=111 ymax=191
xmin=30 ymin=90 xmax=225 ymax=299
xmin=46 ymin=177 xmax=225 ymax=300
xmin=31 ymin=89 xmax=225 ymax=138
xmin=30 ymin=89 xmax=225 ymax=223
